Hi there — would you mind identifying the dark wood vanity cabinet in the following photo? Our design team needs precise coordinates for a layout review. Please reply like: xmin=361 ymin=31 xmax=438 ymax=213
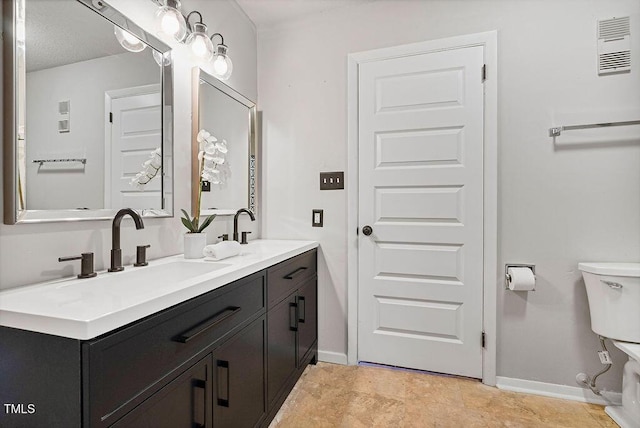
xmin=266 ymin=250 xmax=318 ymax=418
xmin=0 ymin=248 xmax=317 ymax=428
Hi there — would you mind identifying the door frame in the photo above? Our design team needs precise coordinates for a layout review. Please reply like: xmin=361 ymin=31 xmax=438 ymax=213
xmin=103 ymin=84 xmax=161 ymax=208
xmin=346 ymin=31 xmax=498 ymax=385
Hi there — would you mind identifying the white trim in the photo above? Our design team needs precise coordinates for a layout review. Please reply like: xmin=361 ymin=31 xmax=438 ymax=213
xmin=318 ymin=350 xmax=348 ymax=365
xmin=496 ymin=376 xmax=622 ymax=406
xmin=346 ymin=31 xmax=499 ymax=386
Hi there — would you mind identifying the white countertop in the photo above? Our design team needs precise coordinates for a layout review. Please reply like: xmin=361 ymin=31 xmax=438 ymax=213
xmin=0 ymin=239 xmax=318 ymax=340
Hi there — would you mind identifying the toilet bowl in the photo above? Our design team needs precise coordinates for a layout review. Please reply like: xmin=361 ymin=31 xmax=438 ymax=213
xmin=579 ymin=262 xmax=640 ymax=428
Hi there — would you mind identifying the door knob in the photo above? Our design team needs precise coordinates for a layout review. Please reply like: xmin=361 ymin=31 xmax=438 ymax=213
xmin=362 ymin=225 xmax=373 ymax=236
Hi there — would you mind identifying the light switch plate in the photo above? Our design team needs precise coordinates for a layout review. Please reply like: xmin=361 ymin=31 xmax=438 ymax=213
xmin=312 ymin=209 xmax=323 ymax=227
xmin=320 ymin=172 xmax=344 ymax=190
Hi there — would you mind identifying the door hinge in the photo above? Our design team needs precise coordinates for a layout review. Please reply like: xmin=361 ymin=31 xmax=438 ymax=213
xmin=481 ymin=64 xmax=487 ymax=82
xmin=356 ymin=227 xmax=359 ymax=235
xmin=481 ymin=331 xmax=486 ymax=348
xmin=109 ymin=112 xmax=113 ymax=123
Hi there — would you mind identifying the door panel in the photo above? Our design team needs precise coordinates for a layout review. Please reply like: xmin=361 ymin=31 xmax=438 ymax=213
xmin=213 ymin=318 xmax=265 ymax=428
xmin=267 ymin=294 xmax=297 ymax=406
xmin=358 ymin=46 xmax=484 ymax=378
xmin=108 ymin=91 xmax=161 ymax=209
xmin=112 ymin=355 xmax=212 ymax=428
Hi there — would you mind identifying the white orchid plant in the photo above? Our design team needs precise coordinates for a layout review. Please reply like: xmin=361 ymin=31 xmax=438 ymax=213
xmin=181 ymin=129 xmax=228 ymax=233
xmin=130 ymin=147 xmax=162 ymax=189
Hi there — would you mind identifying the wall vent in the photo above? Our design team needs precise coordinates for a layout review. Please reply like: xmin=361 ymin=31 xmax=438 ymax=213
xmin=597 ymin=17 xmax=631 ymax=75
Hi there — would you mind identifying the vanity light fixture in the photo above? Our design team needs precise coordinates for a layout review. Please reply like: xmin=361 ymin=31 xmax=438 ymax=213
xmin=114 ymin=26 xmax=146 ymax=53
xmin=210 ymin=33 xmax=233 ymax=80
xmin=154 ymin=0 xmax=187 ymax=42
xmin=184 ymin=11 xmax=214 ymax=62
xmin=150 ymin=0 xmax=233 ymax=79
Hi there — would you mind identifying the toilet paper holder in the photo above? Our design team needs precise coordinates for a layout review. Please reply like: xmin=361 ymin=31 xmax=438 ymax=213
xmin=505 ymin=264 xmax=536 ymax=290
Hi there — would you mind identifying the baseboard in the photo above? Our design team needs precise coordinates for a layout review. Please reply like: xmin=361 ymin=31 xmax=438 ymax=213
xmin=318 ymin=350 xmax=348 ymax=365
xmin=496 ymin=376 xmax=622 ymax=406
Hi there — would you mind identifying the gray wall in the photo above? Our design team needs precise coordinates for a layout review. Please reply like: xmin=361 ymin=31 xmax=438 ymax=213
xmin=258 ymin=0 xmax=640 ymax=390
xmin=0 ymin=0 xmax=257 ymax=288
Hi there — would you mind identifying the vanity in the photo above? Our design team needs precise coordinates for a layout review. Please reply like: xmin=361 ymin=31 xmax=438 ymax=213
xmin=0 ymin=240 xmax=318 ymax=428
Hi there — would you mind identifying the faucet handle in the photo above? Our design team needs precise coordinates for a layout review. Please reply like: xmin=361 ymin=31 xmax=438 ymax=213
xmin=240 ymin=231 xmax=252 ymax=245
xmin=59 ymin=253 xmax=97 ymax=279
xmin=218 ymin=234 xmax=229 ymax=241
xmin=134 ymin=245 xmax=151 ymax=267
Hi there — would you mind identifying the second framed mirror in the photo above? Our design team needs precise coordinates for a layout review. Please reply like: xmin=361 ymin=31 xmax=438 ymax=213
xmin=191 ymin=67 xmax=257 ymax=217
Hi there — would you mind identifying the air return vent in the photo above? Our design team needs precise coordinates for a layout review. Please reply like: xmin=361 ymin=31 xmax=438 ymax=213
xmin=597 ymin=17 xmax=631 ymax=75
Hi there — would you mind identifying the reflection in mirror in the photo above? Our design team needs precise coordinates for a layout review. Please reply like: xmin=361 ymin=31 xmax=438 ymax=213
xmin=192 ymin=67 xmax=257 ymax=217
xmin=3 ymin=0 xmax=174 ymax=224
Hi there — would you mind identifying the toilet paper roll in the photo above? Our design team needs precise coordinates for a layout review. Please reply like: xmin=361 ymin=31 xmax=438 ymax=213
xmin=507 ymin=267 xmax=536 ymax=291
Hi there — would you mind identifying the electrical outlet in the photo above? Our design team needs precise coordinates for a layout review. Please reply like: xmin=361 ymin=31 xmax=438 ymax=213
xmin=201 ymin=181 xmax=211 ymax=192
xmin=320 ymin=172 xmax=344 ymax=190
xmin=312 ymin=209 xmax=323 ymax=227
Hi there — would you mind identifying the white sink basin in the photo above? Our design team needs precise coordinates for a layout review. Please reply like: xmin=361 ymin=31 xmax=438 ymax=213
xmin=2 ymin=260 xmax=231 ymax=320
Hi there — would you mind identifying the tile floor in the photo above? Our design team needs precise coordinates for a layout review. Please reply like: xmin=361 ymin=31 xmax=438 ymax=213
xmin=270 ymin=362 xmax=616 ymax=428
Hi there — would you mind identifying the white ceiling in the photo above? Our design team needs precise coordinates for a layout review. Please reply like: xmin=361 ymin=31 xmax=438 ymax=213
xmin=26 ymin=0 xmax=125 ymax=72
xmin=235 ymin=0 xmax=374 ymax=28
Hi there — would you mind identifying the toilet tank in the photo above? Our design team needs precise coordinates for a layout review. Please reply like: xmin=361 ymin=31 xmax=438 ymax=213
xmin=578 ymin=263 xmax=640 ymax=343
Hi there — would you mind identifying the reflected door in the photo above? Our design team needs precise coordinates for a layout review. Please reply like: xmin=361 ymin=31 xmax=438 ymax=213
xmin=357 ymin=46 xmax=485 ymax=378
xmin=107 ymin=91 xmax=161 ymax=209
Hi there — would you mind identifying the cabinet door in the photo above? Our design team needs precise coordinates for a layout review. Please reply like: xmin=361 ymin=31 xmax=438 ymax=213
xmin=297 ymin=277 xmax=317 ymax=366
xmin=113 ymin=355 xmax=212 ymax=428
xmin=213 ymin=317 xmax=266 ymax=428
xmin=267 ymin=293 xmax=297 ymax=406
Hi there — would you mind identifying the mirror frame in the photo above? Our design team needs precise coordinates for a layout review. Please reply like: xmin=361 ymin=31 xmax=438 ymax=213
xmin=3 ymin=0 xmax=174 ymax=224
xmin=191 ymin=67 xmax=257 ymax=217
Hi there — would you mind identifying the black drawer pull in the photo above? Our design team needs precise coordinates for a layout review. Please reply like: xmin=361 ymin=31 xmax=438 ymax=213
xmin=216 ymin=360 xmax=230 ymax=408
xmin=284 ymin=266 xmax=307 ymax=280
xmin=289 ymin=302 xmax=298 ymax=332
xmin=174 ymin=307 xmax=241 ymax=343
xmin=298 ymin=296 xmax=306 ymax=323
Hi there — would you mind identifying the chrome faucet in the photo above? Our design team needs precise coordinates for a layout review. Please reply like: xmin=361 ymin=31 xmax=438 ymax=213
xmin=109 ymin=208 xmax=144 ymax=272
xmin=233 ymin=208 xmax=255 ymax=242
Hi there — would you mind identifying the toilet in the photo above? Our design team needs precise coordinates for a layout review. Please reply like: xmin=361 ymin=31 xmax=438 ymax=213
xmin=579 ymin=262 xmax=640 ymax=428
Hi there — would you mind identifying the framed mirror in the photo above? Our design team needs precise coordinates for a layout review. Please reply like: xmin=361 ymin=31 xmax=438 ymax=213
xmin=3 ymin=0 xmax=174 ymax=224
xmin=192 ymin=67 xmax=257 ymax=216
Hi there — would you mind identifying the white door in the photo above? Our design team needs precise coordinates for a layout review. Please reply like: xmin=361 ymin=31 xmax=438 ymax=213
xmin=107 ymin=92 xmax=162 ymax=209
xmin=357 ymin=46 xmax=485 ymax=378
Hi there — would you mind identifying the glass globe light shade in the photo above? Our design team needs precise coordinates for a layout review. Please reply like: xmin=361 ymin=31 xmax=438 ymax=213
xmin=211 ymin=44 xmax=233 ymax=80
xmin=185 ymin=23 xmax=214 ymax=62
xmin=155 ymin=1 xmax=187 ymax=42
xmin=114 ymin=26 xmax=146 ymax=53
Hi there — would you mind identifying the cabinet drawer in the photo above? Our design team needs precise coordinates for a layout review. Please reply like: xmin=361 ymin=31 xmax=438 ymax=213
xmin=267 ymin=249 xmax=317 ymax=308
xmin=85 ymin=271 xmax=265 ymax=427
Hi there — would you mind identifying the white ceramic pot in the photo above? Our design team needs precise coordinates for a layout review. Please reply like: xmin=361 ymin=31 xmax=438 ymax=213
xmin=184 ymin=233 xmax=207 ymax=259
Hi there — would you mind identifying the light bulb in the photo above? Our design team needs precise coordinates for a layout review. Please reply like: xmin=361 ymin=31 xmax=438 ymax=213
xmin=211 ymin=44 xmax=233 ymax=80
xmin=155 ymin=1 xmax=187 ymax=42
xmin=185 ymin=23 xmax=213 ymax=62
xmin=161 ymin=13 xmax=179 ymax=34
xmin=213 ymin=56 xmax=228 ymax=75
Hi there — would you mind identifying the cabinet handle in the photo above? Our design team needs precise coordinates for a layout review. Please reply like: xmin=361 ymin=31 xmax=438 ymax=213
xmin=298 ymin=296 xmax=306 ymax=323
xmin=289 ymin=302 xmax=298 ymax=332
xmin=284 ymin=266 xmax=307 ymax=280
xmin=216 ymin=360 xmax=230 ymax=408
xmin=174 ymin=307 xmax=241 ymax=343
xmin=192 ymin=379 xmax=207 ymax=428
